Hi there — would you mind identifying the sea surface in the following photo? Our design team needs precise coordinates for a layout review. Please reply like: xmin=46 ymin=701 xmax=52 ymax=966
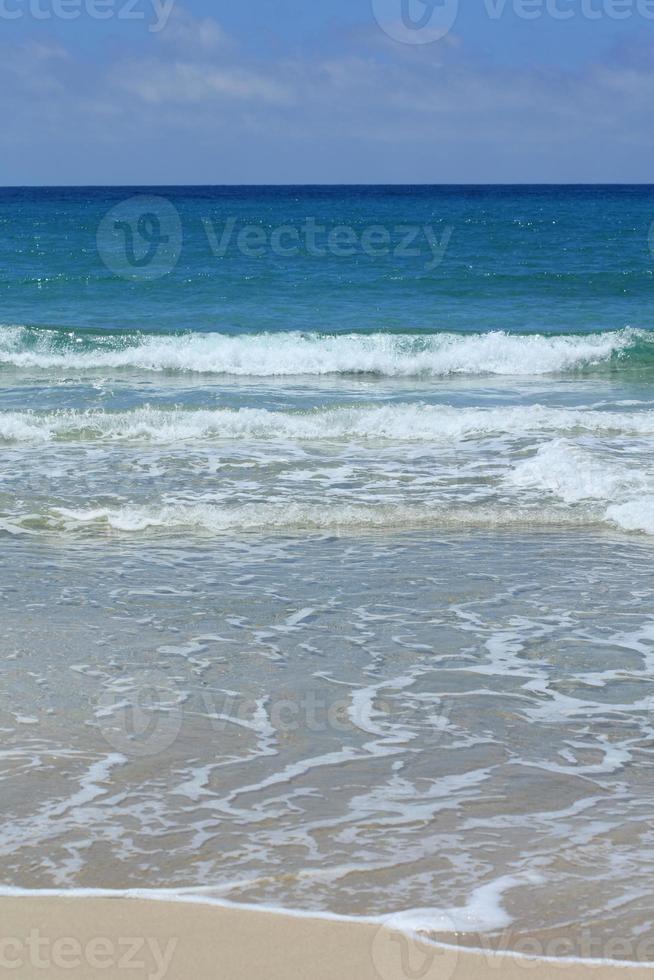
xmin=1 ymin=185 xmax=654 ymax=960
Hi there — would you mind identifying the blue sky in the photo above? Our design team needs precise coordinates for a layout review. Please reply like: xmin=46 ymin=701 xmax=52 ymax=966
xmin=2 ymin=0 xmax=654 ymax=183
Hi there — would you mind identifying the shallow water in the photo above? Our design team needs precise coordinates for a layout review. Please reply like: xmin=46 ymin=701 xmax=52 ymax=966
xmin=1 ymin=530 xmax=654 ymax=957
xmin=1 ymin=185 xmax=654 ymax=959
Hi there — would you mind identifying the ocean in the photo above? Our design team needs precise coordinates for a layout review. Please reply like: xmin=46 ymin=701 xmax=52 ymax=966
xmin=1 ymin=185 xmax=654 ymax=959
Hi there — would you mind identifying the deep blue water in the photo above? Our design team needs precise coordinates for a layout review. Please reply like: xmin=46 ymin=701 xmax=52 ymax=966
xmin=1 ymin=184 xmax=653 ymax=335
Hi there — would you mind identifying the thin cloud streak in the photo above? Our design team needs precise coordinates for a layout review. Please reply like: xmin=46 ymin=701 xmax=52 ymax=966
xmin=1 ymin=9 xmax=653 ymax=183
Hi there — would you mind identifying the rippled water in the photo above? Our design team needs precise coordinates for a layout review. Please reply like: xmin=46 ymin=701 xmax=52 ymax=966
xmin=2 ymin=531 xmax=654 ymax=956
xmin=1 ymin=327 xmax=653 ymax=538
xmin=1 ymin=185 xmax=654 ymax=959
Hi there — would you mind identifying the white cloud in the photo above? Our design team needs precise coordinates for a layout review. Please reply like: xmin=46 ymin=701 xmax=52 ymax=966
xmin=116 ymin=60 xmax=294 ymax=106
xmin=157 ymin=8 xmax=230 ymax=52
xmin=1 ymin=17 xmax=654 ymax=182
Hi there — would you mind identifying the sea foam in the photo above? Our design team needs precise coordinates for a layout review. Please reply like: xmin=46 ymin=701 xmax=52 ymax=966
xmin=0 ymin=326 xmax=646 ymax=377
xmin=509 ymin=439 xmax=654 ymax=534
xmin=2 ymin=404 xmax=654 ymax=445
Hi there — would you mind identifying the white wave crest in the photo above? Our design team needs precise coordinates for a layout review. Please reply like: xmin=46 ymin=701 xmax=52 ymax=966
xmin=0 ymin=327 xmax=643 ymax=377
xmin=46 ymin=502 xmax=593 ymax=535
xmin=606 ymin=499 xmax=654 ymax=536
xmin=509 ymin=439 xmax=639 ymax=504
xmin=3 ymin=404 xmax=654 ymax=445
xmin=508 ymin=439 xmax=654 ymax=535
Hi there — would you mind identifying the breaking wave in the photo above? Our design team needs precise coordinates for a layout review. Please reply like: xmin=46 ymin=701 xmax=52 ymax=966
xmin=0 ymin=325 xmax=651 ymax=378
xmin=3 ymin=403 xmax=654 ymax=444
xmin=508 ymin=439 xmax=654 ymax=536
xmin=43 ymin=502 xmax=598 ymax=534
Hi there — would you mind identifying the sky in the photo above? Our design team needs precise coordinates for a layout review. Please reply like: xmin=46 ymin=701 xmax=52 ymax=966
xmin=2 ymin=0 xmax=654 ymax=184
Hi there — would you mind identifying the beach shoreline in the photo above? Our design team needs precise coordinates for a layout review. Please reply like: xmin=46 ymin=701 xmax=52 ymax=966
xmin=2 ymin=187 xmax=654 ymax=976
xmin=1 ymin=896 xmax=653 ymax=980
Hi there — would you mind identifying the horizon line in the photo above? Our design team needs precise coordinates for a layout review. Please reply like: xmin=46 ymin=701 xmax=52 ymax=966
xmin=2 ymin=181 xmax=654 ymax=190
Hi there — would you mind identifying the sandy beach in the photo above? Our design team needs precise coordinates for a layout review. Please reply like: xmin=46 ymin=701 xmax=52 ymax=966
xmin=4 ymin=0 xmax=654 ymax=970
xmin=1 ymin=897 xmax=652 ymax=980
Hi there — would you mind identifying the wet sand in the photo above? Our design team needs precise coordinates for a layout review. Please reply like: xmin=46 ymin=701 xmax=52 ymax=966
xmin=1 ymin=897 xmax=652 ymax=980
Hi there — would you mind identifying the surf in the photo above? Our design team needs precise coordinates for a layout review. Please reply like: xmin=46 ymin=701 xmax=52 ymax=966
xmin=0 ymin=325 xmax=651 ymax=378
xmin=3 ymin=403 xmax=654 ymax=444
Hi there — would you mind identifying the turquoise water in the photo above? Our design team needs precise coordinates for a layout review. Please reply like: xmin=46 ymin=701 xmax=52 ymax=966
xmin=1 ymin=187 xmax=654 ymax=958
xmin=2 ymin=185 xmax=654 ymax=335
